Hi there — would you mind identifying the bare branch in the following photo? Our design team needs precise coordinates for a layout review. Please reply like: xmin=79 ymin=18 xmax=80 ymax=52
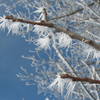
xmin=5 ymin=15 xmax=54 ymax=27
xmin=61 ymin=73 xmax=100 ymax=84
xmin=48 ymin=2 xmax=95 ymax=21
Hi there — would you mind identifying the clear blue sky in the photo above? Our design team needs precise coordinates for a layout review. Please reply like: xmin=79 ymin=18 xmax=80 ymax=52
xmin=0 ymin=31 xmax=48 ymax=100
xmin=0 ymin=0 xmax=53 ymax=99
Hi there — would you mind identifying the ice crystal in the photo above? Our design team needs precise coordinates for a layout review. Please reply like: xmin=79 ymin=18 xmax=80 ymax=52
xmin=34 ymin=7 xmax=44 ymax=13
xmin=48 ymin=74 xmax=75 ymax=97
xmin=85 ymin=47 xmax=100 ymax=59
xmin=34 ymin=7 xmax=45 ymax=20
xmin=0 ymin=16 xmax=29 ymax=35
xmin=0 ymin=16 xmax=11 ymax=30
xmin=36 ymin=36 xmax=50 ymax=50
xmin=48 ymin=74 xmax=66 ymax=95
xmin=33 ymin=25 xmax=49 ymax=36
xmin=1 ymin=0 xmax=100 ymax=100
xmin=8 ymin=22 xmax=22 ymax=34
xmin=56 ymin=32 xmax=72 ymax=48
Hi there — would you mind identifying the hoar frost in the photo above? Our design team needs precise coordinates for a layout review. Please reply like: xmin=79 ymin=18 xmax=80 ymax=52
xmin=33 ymin=25 xmax=49 ymax=36
xmin=56 ymin=32 xmax=72 ymax=48
xmin=36 ymin=36 xmax=50 ymax=50
xmin=0 ymin=16 xmax=29 ymax=35
xmin=48 ymin=74 xmax=76 ymax=97
xmin=1 ymin=0 xmax=100 ymax=100
xmin=0 ymin=16 xmax=11 ymax=30
xmin=85 ymin=47 xmax=100 ymax=59
xmin=34 ymin=7 xmax=46 ymax=20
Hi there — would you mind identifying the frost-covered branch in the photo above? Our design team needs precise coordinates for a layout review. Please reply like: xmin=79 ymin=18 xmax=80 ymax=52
xmin=0 ymin=0 xmax=100 ymax=100
xmin=5 ymin=15 xmax=100 ymax=51
xmin=52 ymin=44 xmax=97 ymax=100
xmin=48 ymin=2 xmax=95 ymax=21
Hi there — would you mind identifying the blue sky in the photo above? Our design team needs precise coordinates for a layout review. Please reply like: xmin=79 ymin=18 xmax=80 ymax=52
xmin=0 ymin=0 xmax=53 ymax=99
xmin=0 ymin=31 xmax=45 ymax=100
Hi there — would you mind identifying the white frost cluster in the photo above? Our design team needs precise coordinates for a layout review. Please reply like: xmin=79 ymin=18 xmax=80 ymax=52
xmin=0 ymin=16 xmax=11 ymax=29
xmin=85 ymin=48 xmax=100 ymax=58
xmin=0 ymin=16 xmax=29 ymax=35
xmin=34 ymin=7 xmax=44 ymax=13
xmin=55 ymin=32 xmax=72 ymax=48
xmin=34 ymin=7 xmax=45 ymax=20
xmin=48 ymin=74 xmax=75 ymax=97
xmin=85 ymin=47 xmax=100 ymax=63
xmin=48 ymin=74 xmax=66 ymax=95
xmin=36 ymin=36 xmax=50 ymax=50
xmin=8 ymin=22 xmax=24 ymax=35
xmin=33 ymin=25 xmax=49 ymax=36
xmin=33 ymin=23 xmax=53 ymax=50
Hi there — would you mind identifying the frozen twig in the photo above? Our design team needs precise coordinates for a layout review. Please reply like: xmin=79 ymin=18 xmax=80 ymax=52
xmin=5 ymin=15 xmax=100 ymax=51
xmin=48 ymin=2 xmax=95 ymax=21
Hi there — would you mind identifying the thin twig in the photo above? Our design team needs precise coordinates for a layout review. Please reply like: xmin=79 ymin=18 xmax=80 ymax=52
xmin=61 ymin=73 xmax=100 ymax=84
xmin=48 ymin=2 xmax=95 ymax=21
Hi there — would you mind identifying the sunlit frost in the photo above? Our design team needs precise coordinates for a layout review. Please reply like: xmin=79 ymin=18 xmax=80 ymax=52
xmin=34 ymin=7 xmax=44 ymax=13
xmin=33 ymin=25 xmax=49 ymax=36
xmin=56 ymin=32 xmax=72 ymax=48
xmin=36 ymin=36 xmax=50 ymax=50
xmin=0 ymin=16 xmax=11 ymax=30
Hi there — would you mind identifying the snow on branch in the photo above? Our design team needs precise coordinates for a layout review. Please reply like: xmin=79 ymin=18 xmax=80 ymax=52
xmin=4 ymin=15 xmax=100 ymax=51
xmin=0 ymin=16 xmax=30 ymax=35
xmin=5 ymin=15 xmax=54 ymax=27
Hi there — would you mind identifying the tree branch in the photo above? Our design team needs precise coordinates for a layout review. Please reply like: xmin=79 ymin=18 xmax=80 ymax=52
xmin=5 ymin=15 xmax=100 ymax=51
xmin=5 ymin=16 xmax=54 ymax=27
xmin=60 ymin=73 xmax=100 ymax=84
xmin=48 ymin=2 xmax=95 ymax=21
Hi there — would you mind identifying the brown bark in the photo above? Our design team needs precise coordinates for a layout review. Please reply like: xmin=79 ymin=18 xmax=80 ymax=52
xmin=60 ymin=73 xmax=100 ymax=84
xmin=5 ymin=15 xmax=100 ymax=51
